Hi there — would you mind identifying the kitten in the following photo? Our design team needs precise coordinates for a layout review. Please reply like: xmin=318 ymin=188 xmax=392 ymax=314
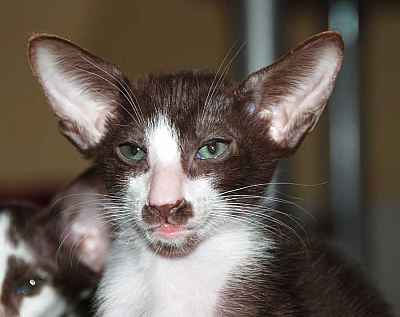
xmin=0 ymin=168 xmax=109 ymax=316
xmin=28 ymin=31 xmax=393 ymax=316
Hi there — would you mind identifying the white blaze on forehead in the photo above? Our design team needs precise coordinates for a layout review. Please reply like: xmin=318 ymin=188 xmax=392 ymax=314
xmin=0 ymin=212 xmax=34 ymax=292
xmin=146 ymin=114 xmax=181 ymax=166
xmin=145 ymin=115 xmax=184 ymax=206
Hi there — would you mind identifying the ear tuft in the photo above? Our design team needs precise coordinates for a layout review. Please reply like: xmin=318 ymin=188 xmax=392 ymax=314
xmin=240 ymin=31 xmax=344 ymax=153
xmin=28 ymin=34 xmax=125 ymax=152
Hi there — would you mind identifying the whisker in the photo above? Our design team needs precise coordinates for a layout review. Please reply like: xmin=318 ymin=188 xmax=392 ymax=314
xmin=211 ymin=200 xmax=309 ymax=249
xmin=79 ymin=55 xmax=145 ymax=126
xmin=74 ymin=66 xmax=141 ymax=127
xmin=47 ymin=191 xmax=118 ymax=210
xmin=207 ymin=42 xmax=245 ymax=110
xmin=219 ymin=181 xmax=328 ymax=196
xmin=218 ymin=194 xmax=315 ymax=220
xmin=209 ymin=212 xmax=284 ymax=240
xmin=219 ymin=201 xmax=304 ymax=226
xmin=204 ymin=42 xmax=239 ymax=110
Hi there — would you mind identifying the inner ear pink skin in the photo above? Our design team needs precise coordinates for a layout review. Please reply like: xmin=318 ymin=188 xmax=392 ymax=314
xmin=148 ymin=164 xmax=185 ymax=208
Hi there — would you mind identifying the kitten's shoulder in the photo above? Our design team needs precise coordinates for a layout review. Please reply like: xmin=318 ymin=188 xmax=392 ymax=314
xmin=297 ymin=240 xmax=393 ymax=316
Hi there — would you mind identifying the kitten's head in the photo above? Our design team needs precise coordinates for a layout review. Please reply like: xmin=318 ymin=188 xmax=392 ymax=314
xmin=28 ymin=32 xmax=343 ymax=256
xmin=0 ymin=203 xmax=68 ymax=317
xmin=0 ymin=169 xmax=109 ymax=316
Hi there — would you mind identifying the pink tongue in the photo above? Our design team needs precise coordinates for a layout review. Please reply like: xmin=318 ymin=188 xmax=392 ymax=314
xmin=158 ymin=224 xmax=183 ymax=237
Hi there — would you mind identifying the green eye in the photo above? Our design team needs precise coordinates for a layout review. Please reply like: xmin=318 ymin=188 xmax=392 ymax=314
xmin=196 ymin=141 xmax=229 ymax=160
xmin=117 ymin=143 xmax=146 ymax=162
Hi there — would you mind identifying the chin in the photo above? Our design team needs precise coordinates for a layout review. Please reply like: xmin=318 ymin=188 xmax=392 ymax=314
xmin=144 ymin=230 xmax=201 ymax=257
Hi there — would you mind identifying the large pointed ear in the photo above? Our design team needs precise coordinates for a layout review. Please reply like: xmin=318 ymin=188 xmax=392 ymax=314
xmin=239 ymin=31 xmax=344 ymax=154
xmin=28 ymin=34 xmax=126 ymax=152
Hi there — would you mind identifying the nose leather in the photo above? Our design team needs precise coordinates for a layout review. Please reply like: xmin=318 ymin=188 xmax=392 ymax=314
xmin=150 ymin=200 xmax=184 ymax=221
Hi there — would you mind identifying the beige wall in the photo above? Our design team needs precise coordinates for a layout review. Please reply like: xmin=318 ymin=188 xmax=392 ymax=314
xmin=363 ymin=2 xmax=400 ymax=311
xmin=363 ymin=3 xmax=400 ymax=204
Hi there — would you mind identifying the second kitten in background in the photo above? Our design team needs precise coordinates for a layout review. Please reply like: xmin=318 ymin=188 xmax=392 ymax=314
xmin=0 ymin=167 xmax=110 ymax=316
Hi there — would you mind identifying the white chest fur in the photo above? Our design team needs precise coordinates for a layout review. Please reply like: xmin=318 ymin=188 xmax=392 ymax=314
xmin=97 ymin=229 xmax=266 ymax=317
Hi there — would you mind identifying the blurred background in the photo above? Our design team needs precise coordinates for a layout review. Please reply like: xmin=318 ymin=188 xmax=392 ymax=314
xmin=0 ymin=0 xmax=399 ymax=313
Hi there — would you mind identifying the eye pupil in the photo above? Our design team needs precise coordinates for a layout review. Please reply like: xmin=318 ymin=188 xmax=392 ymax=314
xmin=207 ymin=143 xmax=217 ymax=154
xmin=15 ymin=277 xmax=45 ymax=297
xmin=130 ymin=147 xmax=139 ymax=156
xmin=117 ymin=143 xmax=146 ymax=163
xmin=196 ymin=140 xmax=229 ymax=160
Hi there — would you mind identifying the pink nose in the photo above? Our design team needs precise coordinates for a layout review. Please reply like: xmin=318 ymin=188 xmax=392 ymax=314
xmin=148 ymin=165 xmax=184 ymax=207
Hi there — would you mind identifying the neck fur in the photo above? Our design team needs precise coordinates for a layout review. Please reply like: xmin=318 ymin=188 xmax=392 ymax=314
xmin=96 ymin=226 xmax=270 ymax=317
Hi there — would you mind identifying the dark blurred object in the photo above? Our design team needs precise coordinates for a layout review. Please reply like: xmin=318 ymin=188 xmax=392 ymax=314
xmin=0 ymin=186 xmax=58 ymax=207
xmin=328 ymin=0 xmax=363 ymax=262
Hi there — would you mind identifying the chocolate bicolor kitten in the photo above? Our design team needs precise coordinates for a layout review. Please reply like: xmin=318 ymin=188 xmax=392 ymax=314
xmin=0 ymin=168 xmax=109 ymax=316
xmin=28 ymin=32 xmax=392 ymax=316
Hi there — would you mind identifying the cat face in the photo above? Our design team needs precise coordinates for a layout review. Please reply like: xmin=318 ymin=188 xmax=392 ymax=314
xmin=28 ymin=32 xmax=343 ymax=256
xmin=90 ymin=72 xmax=280 ymax=255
